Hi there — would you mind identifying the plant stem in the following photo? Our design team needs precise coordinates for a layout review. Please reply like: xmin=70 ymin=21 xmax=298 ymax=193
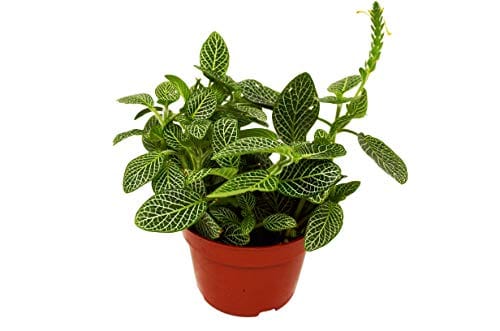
xmin=293 ymin=199 xmax=306 ymax=220
xmin=340 ymin=128 xmax=359 ymax=136
xmin=317 ymin=117 xmax=333 ymax=127
xmin=335 ymin=104 xmax=342 ymax=120
xmin=148 ymin=106 xmax=165 ymax=126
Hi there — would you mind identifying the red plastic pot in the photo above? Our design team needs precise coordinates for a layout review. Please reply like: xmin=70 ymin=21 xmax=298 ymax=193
xmin=183 ymin=229 xmax=306 ymax=317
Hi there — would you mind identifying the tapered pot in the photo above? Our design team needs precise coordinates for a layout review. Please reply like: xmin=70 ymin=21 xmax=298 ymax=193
xmin=183 ymin=229 xmax=306 ymax=317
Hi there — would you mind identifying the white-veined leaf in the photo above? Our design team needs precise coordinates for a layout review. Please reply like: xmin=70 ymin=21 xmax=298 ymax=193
xmin=165 ymin=74 xmax=190 ymax=101
xmin=210 ymin=207 xmax=240 ymax=225
xmin=234 ymin=104 xmax=267 ymax=122
xmin=194 ymin=213 xmax=223 ymax=239
xmin=134 ymin=107 xmax=161 ymax=120
xmin=240 ymin=215 xmax=256 ymax=235
xmin=185 ymin=167 xmax=238 ymax=185
xmin=278 ymin=160 xmax=342 ymax=198
xmin=330 ymin=181 xmax=361 ymax=202
xmin=186 ymin=119 xmax=211 ymax=139
xmin=200 ymin=31 xmax=229 ymax=77
xmin=292 ymin=142 xmax=346 ymax=160
xmin=305 ymin=201 xmax=343 ymax=251
xmin=331 ymin=114 xmax=353 ymax=133
xmin=187 ymin=179 xmax=206 ymax=195
xmin=273 ymin=72 xmax=319 ymax=144
xmin=185 ymin=89 xmax=217 ymax=119
xmin=223 ymin=223 xmax=250 ymax=246
xmin=240 ymin=128 xmax=278 ymax=140
xmin=207 ymin=170 xmax=279 ymax=198
xmin=239 ymin=79 xmax=279 ymax=108
xmin=113 ymin=129 xmax=143 ymax=145
xmin=155 ymin=81 xmax=180 ymax=105
xmin=358 ymin=133 xmax=408 ymax=184
xmin=152 ymin=160 xmax=185 ymax=194
xmin=212 ymin=118 xmax=239 ymax=167
xmin=313 ymin=129 xmax=330 ymax=144
xmin=212 ymin=137 xmax=291 ymax=160
xmin=117 ymin=93 xmax=154 ymax=108
xmin=346 ymin=89 xmax=368 ymax=118
xmin=123 ymin=152 xmax=165 ymax=193
xmin=327 ymin=75 xmax=361 ymax=95
xmin=135 ymin=189 xmax=207 ymax=233
xmin=163 ymin=122 xmax=184 ymax=150
xmin=262 ymin=214 xmax=297 ymax=232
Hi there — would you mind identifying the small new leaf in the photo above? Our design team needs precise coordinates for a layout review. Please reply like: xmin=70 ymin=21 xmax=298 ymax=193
xmin=186 ymin=119 xmax=211 ymax=139
xmin=346 ymin=89 xmax=368 ymax=118
xmin=358 ymin=133 xmax=408 ymax=184
xmin=327 ymin=75 xmax=362 ymax=96
xmin=113 ymin=129 xmax=143 ymax=145
xmin=123 ymin=152 xmax=165 ymax=193
xmin=117 ymin=93 xmax=154 ymax=108
xmin=194 ymin=213 xmax=223 ymax=239
xmin=223 ymin=223 xmax=250 ymax=246
xmin=210 ymin=207 xmax=240 ymax=225
xmin=135 ymin=189 xmax=207 ymax=232
xmin=200 ymin=32 xmax=229 ymax=77
xmin=262 ymin=214 xmax=297 ymax=232
xmin=305 ymin=202 xmax=343 ymax=251
xmin=163 ymin=122 xmax=184 ymax=150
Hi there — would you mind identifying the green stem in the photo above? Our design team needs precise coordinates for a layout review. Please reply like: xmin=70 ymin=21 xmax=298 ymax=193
xmin=340 ymin=128 xmax=359 ymax=136
xmin=293 ymin=199 xmax=306 ymax=220
xmin=317 ymin=117 xmax=333 ymax=127
xmin=335 ymin=104 xmax=342 ymax=120
xmin=148 ymin=106 xmax=165 ymax=127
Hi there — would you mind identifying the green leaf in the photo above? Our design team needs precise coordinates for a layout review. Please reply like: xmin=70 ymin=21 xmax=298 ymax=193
xmin=117 ymin=93 xmax=154 ymax=108
xmin=163 ymin=122 xmax=184 ymax=150
xmin=292 ymin=142 xmax=346 ymax=160
xmin=152 ymin=160 xmax=185 ymax=194
xmin=212 ymin=118 xmax=239 ymax=167
xmin=236 ymin=192 xmax=256 ymax=209
xmin=358 ymin=133 xmax=408 ymax=184
xmin=273 ymin=72 xmax=319 ymax=144
xmin=313 ymin=129 xmax=330 ymax=144
xmin=186 ymin=167 xmax=238 ymax=185
xmin=123 ymin=152 xmax=165 ymax=193
xmin=262 ymin=214 xmax=297 ymax=232
xmin=212 ymin=137 xmax=291 ymax=160
xmin=135 ymin=189 xmax=207 ymax=233
xmin=330 ymin=181 xmax=361 ymax=202
xmin=306 ymin=188 xmax=333 ymax=204
xmin=278 ymin=160 xmax=342 ymax=198
xmin=155 ymin=81 xmax=180 ymax=105
xmin=134 ymin=107 xmax=162 ymax=120
xmin=165 ymin=74 xmax=190 ymax=101
xmin=318 ymin=96 xmax=352 ymax=104
xmin=187 ymin=179 xmax=206 ymax=196
xmin=200 ymin=31 xmax=229 ymax=77
xmin=113 ymin=129 xmax=143 ymax=145
xmin=240 ymin=215 xmax=256 ymax=235
xmin=327 ymin=75 xmax=362 ymax=95
xmin=207 ymin=170 xmax=279 ymax=198
xmin=186 ymin=119 xmax=211 ymax=139
xmin=331 ymin=114 xmax=353 ymax=133
xmin=142 ymin=116 xmax=165 ymax=151
xmin=194 ymin=65 xmax=239 ymax=93
xmin=305 ymin=202 xmax=343 ymax=251
xmin=240 ymin=128 xmax=278 ymax=140
xmin=346 ymin=89 xmax=368 ymax=118
xmin=210 ymin=207 xmax=239 ymax=225
xmin=185 ymin=89 xmax=217 ymax=119
xmin=223 ymin=223 xmax=250 ymax=246
xmin=194 ymin=213 xmax=223 ymax=239
xmin=234 ymin=103 xmax=267 ymax=122
xmin=239 ymin=79 xmax=279 ymax=108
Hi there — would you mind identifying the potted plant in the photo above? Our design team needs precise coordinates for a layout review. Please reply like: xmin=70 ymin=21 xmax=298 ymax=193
xmin=114 ymin=1 xmax=407 ymax=317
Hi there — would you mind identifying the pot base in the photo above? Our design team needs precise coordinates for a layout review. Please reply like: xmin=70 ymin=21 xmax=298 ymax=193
xmin=184 ymin=230 xmax=306 ymax=317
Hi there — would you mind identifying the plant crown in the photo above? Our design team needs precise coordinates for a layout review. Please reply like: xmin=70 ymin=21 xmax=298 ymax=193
xmin=114 ymin=2 xmax=407 ymax=251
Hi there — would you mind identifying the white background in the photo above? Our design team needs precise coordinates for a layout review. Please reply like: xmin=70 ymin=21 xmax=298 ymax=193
xmin=1 ymin=0 xmax=499 ymax=330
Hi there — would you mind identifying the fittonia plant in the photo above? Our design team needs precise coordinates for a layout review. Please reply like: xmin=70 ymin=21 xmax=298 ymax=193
xmin=114 ymin=2 xmax=407 ymax=251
